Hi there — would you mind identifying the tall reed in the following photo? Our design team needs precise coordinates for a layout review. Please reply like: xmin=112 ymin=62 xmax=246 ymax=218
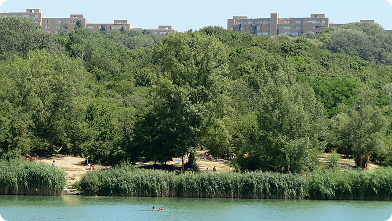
xmin=78 ymin=166 xmax=305 ymax=199
xmin=0 ymin=159 xmax=67 ymax=196
xmin=306 ymin=168 xmax=392 ymax=200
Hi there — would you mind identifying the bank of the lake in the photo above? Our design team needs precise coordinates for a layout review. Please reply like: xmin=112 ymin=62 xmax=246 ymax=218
xmin=0 ymin=159 xmax=66 ymax=196
xmin=77 ymin=165 xmax=392 ymax=200
xmin=1 ymin=195 xmax=392 ymax=221
xmin=2 ymin=159 xmax=392 ymax=201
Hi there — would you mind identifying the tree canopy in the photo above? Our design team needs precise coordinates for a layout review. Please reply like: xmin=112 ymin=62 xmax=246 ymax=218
xmin=2 ymin=19 xmax=392 ymax=172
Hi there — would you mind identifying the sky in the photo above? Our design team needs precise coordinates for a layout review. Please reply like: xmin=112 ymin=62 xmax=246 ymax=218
xmin=0 ymin=0 xmax=392 ymax=32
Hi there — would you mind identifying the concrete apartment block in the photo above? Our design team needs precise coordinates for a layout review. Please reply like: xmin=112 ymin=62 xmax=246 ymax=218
xmin=0 ymin=9 xmax=174 ymax=36
xmin=228 ymin=13 xmax=330 ymax=37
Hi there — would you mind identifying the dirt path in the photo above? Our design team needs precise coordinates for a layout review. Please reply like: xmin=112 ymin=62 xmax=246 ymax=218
xmin=38 ymin=154 xmax=88 ymax=185
xmin=319 ymin=153 xmax=381 ymax=170
xmin=39 ymin=152 xmax=380 ymax=191
xmin=135 ymin=150 xmax=234 ymax=173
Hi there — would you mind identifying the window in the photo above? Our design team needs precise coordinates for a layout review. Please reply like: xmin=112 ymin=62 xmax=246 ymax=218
xmin=44 ymin=20 xmax=49 ymax=23
xmin=242 ymin=22 xmax=246 ymax=25
xmin=240 ymin=27 xmax=244 ymax=31
xmin=55 ymin=26 xmax=61 ymax=29
xmin=282 ymin=26 xmax=291 ymax=30
xmin=295 ymin=26 xmax=301 ymax=30
xmin=22 ymin=15 xmax=29 ymax=18
xmin=262 ymin=32 xmax=269 ymax=36
xmin=257 ymin=27 xmax=260 ymax=30
xmin=312 ymin=26 xmax=316 ymax=29
xmin=44 ymin=26 xmax=49 ymax=29
xmin=263 ymin=21 xmax=269 ymax=24
xmin=295 ymin=21 xmax=301 ymax=24
xmin=256 ymin=32 xmax=263 ymax=36
xmin=56 ymin=20 xmax=61 ymax=24
xmin=53 ymin=31 xmax=58 ymax=34
xmin=88 ymin=26 xmax=94 ymax=29
xmin=283 ymin=20 xmax=290 ymax=24
xmin=292 ymin=32 xmax=299 ymax=35
xmin=12 ymin=15 xmax=17 ymax=17
xmin=322 ymin=20 xmax=326 ymax=23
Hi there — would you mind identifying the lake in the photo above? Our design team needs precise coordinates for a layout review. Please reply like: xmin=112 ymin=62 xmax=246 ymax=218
xmin=0 ymin=195 xmax=392 ymax=221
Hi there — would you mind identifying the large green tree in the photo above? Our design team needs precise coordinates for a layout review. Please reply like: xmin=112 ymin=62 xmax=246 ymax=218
xmin=133 ymin=79 xmax=203 ymax=164
xmin=0 ymin=17 xmax=58 ymax=56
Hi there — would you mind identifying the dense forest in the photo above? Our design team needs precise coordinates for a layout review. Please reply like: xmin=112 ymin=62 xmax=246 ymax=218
xmin=2 ymin=17 xmax=392 ymax=174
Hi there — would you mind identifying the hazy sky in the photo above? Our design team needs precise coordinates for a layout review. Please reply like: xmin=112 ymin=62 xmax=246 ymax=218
xmin=1 ymin=0 xmax=392 ymax=32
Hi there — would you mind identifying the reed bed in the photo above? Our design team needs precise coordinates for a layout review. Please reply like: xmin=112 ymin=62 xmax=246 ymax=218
xmin=0 ymin=159 xmax=67 ymax=196
xmin=306 ymin=168 xmax=392 ymax=200
xmin=78 ymin=166 xmax=305 ymax=199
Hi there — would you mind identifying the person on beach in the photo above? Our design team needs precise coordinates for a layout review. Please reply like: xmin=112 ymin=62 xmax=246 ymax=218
xmin=159 ymin=208 xmax=164 ymax=211
xmin=213 ymin=166 xmax=216 ymax=173
xmin=52 ymin=160 xmax=55 ymax=166
xmin=152 ymin=207 xmax=157 ymax=210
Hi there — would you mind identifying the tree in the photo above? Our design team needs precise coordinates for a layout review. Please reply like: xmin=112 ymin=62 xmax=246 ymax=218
xmin=238 ymin=72 xmax=327 ymax=173
xmin=331 ymin=88 xmax=389 ymax=168
xmin=133 ymin=79 xmax=203 ymax=164
xmin=0 ymin=50 xmax=90 ymax=156
xmin=100 ymin=24 xmax=106 ymax=34
xmin=75 ymin=20 xmax=84 ymax=29
xmin=0 ymin=17 xmax=57 ymax=56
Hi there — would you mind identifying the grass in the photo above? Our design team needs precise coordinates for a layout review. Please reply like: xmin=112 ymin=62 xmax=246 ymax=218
xmin=0 ymin=159 xmax=67 ymax=196
xmin=78 ymin=164 xmax=392 ymax=200
xmin=78 ymin=165 xmax=305 ymax=199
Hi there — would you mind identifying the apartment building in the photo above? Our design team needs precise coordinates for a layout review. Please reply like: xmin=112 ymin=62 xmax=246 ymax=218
xmin=42 ymin=14 xmax=87 ymax=34
xmin=132 ymin=25 xmax=175 ymax=37
xmin=86 ymin=20 xmax=132 ymax=33
xmin=0 ymin=9 xmax=174 ymax=36
xmin=0 ymin=9 xmax=43 ymax=25
xmin=228 ymin=13 xmax=330 ymax=36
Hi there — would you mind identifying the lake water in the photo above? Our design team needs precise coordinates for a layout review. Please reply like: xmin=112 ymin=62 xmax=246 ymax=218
xmin=0 ymin=195 xmax=392 ymax=221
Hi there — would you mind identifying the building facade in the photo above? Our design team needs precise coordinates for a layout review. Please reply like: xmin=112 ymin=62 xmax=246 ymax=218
xmin=86 ymin=20 xmax=132 ymax=33
xmin=228 ymin=13 xmax=330 ymax=37
xmin=132 ymin=25 xmax=175 ymax=37
xmin=42 ymin=14 xmax=87 ymax=34
xmin=0 ymin=9 xmax=43 ymax=25
xmin=0 ymin=9 xmax=174 ymax=36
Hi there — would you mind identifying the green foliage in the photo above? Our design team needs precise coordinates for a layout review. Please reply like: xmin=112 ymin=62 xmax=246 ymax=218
xmin=0 ymin=159 xmax=67 ymax=195
xmin=330 ymin=87 xmax=389 ymax=167
xmin=307 ymin=168 xmax=392 ymax=200
xmin=320 ymin=22 xmax=392 ymax=64
xmin=0 ymin=50 xmax=89 ymax=157
xmin=0 ymin=17 xmax=58 ymax=56
xmin=326 ymin=152 xmax=341 ymax=168
xmin=78 ymin=166 xmax=305 ymax=199
xmin=133 ymin=79 xmax=203 ymax=163
xmin=2 ymin=20 xmax=392 ymax=172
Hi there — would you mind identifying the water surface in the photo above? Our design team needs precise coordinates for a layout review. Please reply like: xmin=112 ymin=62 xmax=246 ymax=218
xmin=0 ymin=195 xmax=392 ymax=221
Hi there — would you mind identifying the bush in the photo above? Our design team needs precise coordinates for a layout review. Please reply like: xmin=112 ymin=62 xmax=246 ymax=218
xmin=0 ymin=159 xmax=67 ymax=195
xmin=78 ymin=166 xmax=305 ymax=199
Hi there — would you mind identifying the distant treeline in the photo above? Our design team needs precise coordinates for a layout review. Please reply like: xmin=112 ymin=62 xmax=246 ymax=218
xmin=78 ymin=166 xmax=392 ymax=200
xmin=0 ymin=159 xmax=67 ymax=196
xmin=2 ymin=17 xmax=392 ymax=173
